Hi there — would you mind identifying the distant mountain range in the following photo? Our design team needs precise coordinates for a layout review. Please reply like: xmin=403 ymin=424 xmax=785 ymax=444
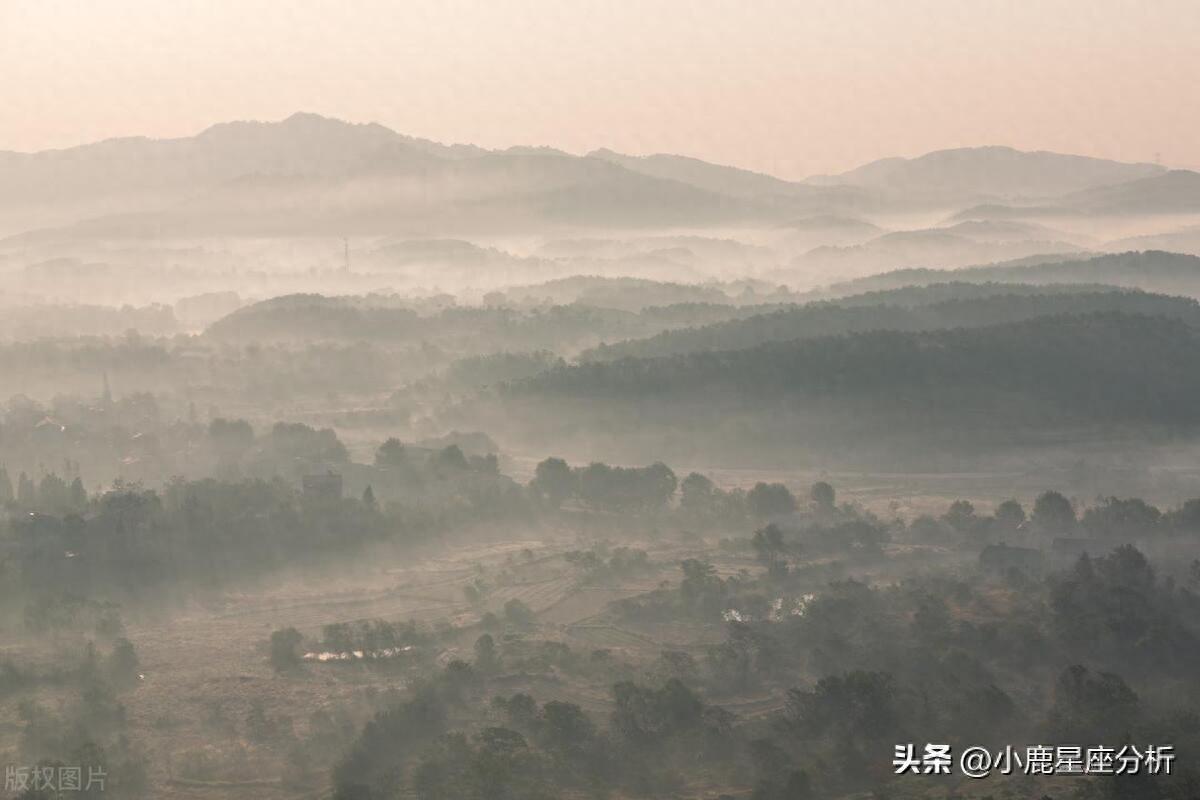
xmin=586 ymin=148 xmax=866 ymax=209
xmin=806 ymin=145 xmax=1166 ymax=206
xmin=2 ymin=114 xmax=1197 ymax=243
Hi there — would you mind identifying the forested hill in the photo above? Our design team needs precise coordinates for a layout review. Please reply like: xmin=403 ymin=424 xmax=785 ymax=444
xmin=510 ymin=312 xmax=1200 ymax=429
xmin=824 ymin=250 xmax=1200 ymax=296
xmin=204 ymin=294 xmax=769 ymax=351
xmin=581 ymin=287 xmax=1200 ymax=362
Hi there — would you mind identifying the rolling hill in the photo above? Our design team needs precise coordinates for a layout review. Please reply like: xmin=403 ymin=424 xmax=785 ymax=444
xmin=476 ymin=312 xmax=1200 ymax=466
xmin=580 ymin=286 xmax=1200 ymax=362
xmin=821 ymin=251 xmax=1200 ymax=297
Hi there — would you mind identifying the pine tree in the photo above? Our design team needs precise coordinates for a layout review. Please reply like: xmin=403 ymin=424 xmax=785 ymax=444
xmin=70 ymin=477 xmax=88 ymax=511
xmin=16 ymin=472 xmax=36 ymax=508
xmin=0 ymin=467 xmax=12 ymax=505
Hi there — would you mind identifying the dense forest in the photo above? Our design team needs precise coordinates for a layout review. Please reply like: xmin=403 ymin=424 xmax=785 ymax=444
xmin=581 ymin=286 xmax=1200 ymax=362
xmin=468 ymin=311 xmax=1200 ymax=467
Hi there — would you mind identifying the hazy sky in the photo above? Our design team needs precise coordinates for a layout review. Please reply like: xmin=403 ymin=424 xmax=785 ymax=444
xmin=2 ymin=0 xmax=1198 ymax=178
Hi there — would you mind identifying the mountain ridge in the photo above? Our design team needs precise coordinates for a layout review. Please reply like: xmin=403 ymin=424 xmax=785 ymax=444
xmin=1 ymin=115 xmax=1193 ymax=240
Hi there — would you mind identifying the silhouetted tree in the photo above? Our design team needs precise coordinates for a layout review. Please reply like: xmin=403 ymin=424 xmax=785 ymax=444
xmin=747 ymin=482 xmax=796 ymax=519
xmin=752 ymin=524 xmax=787 ymax=567
xmin=943 ymin=499 xmax=977 ymax=533
xmin=810 ymin=481 xmax=835 ymax=511
xmin=680 ymin=472 xmax=716 ymax=511
xmin=17 ymin=471 xmax=35 ymax=507
xmin=473 ymin=634 xmax=499 ymax=673
xmin=1032 ymin=490 xmax=1075 ymax=534
xmin=375 ymin=437 xmax=407 ymax=467
xmin=994 ymin=499 xmax=1026 ymax=530
xmin=531 ymin=457 xmax=575 ymax=508
xmin=1082 ymin=496 xmax=1161 ymax=539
